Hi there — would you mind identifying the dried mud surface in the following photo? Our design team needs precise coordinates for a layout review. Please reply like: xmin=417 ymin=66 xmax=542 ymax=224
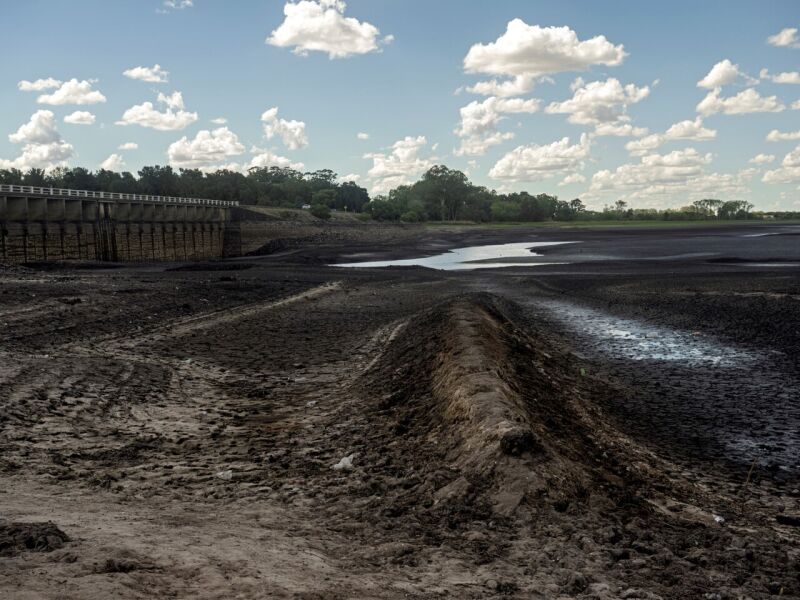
xmin=1 ymin=224 xmax=799 ymax=599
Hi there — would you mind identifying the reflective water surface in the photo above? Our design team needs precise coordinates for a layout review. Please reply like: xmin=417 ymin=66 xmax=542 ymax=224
xmin=334 ymin=241 xmax=574 ymax=270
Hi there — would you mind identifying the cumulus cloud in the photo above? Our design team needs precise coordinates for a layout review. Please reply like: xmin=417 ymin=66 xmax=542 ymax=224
xmin=9 ymin=110 xmax=62 ymax=144
xmin=36 ymin=79 xmax=107 ymax=105
xmin=63 ymin=111 xmax=96 ymax=125
xmin=100 ymin=154 xmax=126 ymax=171
xmin=465 ymin=75 xmax=536 ymax=98
xmin=118 ymin=142 xmax=138 ymax=150
xmin=248 ymin=147 xmax=305 ymax=171
xmin=749 ymin=153 xmax=775 ymax=164
xmin=365 ymin=135 xmax=436 ymax=194
xmin=759 ymin=68 xmax=800 ymax=85
xmin=117 ymin=91 xmax=198 ymax=131
xmin=210 ymin=117 xmax=228 ymax=125
xmin=559 ymin=173 xmax=586 ymax=186
xmin=697 ymin=59 xmax=742 ymax=89
xmin=589 ymin=148 xmax=753 ymax=204
xmin=625 ymin=117 xmax=716 ymax=156
xmin=261 ymin=107 xmax=308 ymax=150
xmin=454 ymin=96 xmax=540 ymax=156
xmin=488 ymin=134 xmax=591 ymax=181
xmin=159 ymin=0 xmax=193 ymax=11
xmin=464 ymin=20 xmax=625 ymax=78
xmin=357 ymin=132 xmax=370 ymax=140
xmin=767 ymin=27 xmax=800 ymax=49
xmin=766 ymin=129 xmax=800 ymax=142
xmin=763 ymin=144 xmax=800 ymax=183
xmin=267 ymin=0 xmax=389 ymax=59
xmin=0 ymin=110 xmax=74 ymax=171
xmin=340 ymin=172 xmax=361 ymax=182
xmin=696 ymin=88 xmax=784 ymax=116
xmin=545 ymin=77 xmax=649 ymax=135
xmin=18 ymin=78 xmax=61 ymax=92
xmin=123 ymin=64 xmax=169 ymax=83
xmin=167 ymin=127 xmax=246 ymax=170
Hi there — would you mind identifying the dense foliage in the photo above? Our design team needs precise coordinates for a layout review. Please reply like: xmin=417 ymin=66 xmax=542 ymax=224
xmin=1 ymin=164 xmax=794 ymax=222
xmin=0 ymin=165 xmax=370 ymax=213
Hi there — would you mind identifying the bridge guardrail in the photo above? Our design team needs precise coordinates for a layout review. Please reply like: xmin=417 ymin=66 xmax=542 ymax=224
xmin=0 ymin=184 xmax=238 ymax=207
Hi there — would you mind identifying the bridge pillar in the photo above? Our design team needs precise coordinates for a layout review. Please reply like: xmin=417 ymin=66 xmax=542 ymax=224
xmin=47 ymin=198 xmax=65 ymax=221
xmin=65 ymin=199 xmax=82 ymax=221
xmin=82 ymin=200 xmax=99 ymax=221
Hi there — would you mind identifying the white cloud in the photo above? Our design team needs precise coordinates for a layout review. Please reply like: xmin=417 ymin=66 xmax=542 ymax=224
xmin=9 ymin=110 xmax=62 ymax=144
xmin=357 ymin=132 xmax=370 ymax=140
xmin=100 ymin=154 xmax=126 ymax=171
xmin=767 ymin=129 xmax=800 ymax=142
xmin=0 ymin=110 xmax=74 ymax=171
xmin=167 ymin=127 xmax=246 ymax=170
xmin=465 ymin=75 xmax=536 ymax=97
xmin=157 ymin=91 xmax=186 ymax=110
xmin=454 ymin=96 xmax=540 ymax=156
xmin=696 ymin=88 xmax=784 ymax=116
xmin=18 ymin=78 xmax=61 ymax=92
xmin=261 ymin=107 xmax=308 ymax=150
xmin=759 ymin=68 xmax=800 ymax=84
xmin=118 ymin=142 xmax=138 ymax=150
xmin=123 ymin=64 xmax=169 ymax=83
xmin=160 ymin=0 xmax=193 ymax=11
xmin=593 ymin=123 xmax=649 ymax=137
xmin=365 ymin=135 xmax=436 ymax=194
xmin=117 ymin=91 xmax=198 ymax=131
xmin=697 ymin=59 xmax=741 ymax=89
xmin=464 ymin=20 xmax=625 ymax=81
xmin=749 ymin=153 xmax=775 ymax=164
xmin=763 ymin=144 xmax=800 ymax=183
xmin=63 ymin=111 xmax=96 ymax=125
xmin=545 ymin=77 xmax=649 ymax=135
xmin=267 ymin=0 xmax=389 ymax=59
xmin=248 ymin=147 xmax=305 ymax=171
xmin=210 ymin=117 xmax=228 ymax=125
xmin=488 ymin=134 xmax=591 ymax=181
xmin=340 ymin=173 xmax=361 ymax=182
xmin=589 ymin=148 xmax=753 ymax=205
xmin=625 ymin=117 xmax=717 ymax=156
xmin=36 ymin=79 xmax=107 ymax=105
xmin=559 ymin=173 xmax=586 ymax=186
xmin=767 ymin=27 xmax=800 ymax=49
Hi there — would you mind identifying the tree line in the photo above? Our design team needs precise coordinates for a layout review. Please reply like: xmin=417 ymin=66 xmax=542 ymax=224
xmin=0 ymin=165 xmax=370 ymax=214
xmin=1 ymin=164 xmax=793 ymax=222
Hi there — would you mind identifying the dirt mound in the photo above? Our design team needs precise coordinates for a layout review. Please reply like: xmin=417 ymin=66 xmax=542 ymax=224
xmin=0 ymin=521 xmax=70 ymax=557
xmin=358 ymin=294 xmax=639 ymax=520
xmin=347 ymin=294 xmax=798 ymax=597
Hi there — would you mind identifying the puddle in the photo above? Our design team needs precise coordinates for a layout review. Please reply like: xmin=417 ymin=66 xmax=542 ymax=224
xmin=538 ymin=299 xmax=758 ymax=365
xmin=333 ymin=241 xmax=574 ymax=271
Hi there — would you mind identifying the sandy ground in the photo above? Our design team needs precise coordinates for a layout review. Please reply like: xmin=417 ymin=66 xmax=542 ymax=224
xmin=1 ymin=223 xmax=799 ymax=599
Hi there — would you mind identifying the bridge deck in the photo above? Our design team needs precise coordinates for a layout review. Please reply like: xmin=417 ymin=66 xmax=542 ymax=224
xmin=0 ymin=184 xmax=238 ymax=208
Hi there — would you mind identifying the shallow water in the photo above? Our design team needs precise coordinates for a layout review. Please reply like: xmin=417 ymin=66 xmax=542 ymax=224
xmin=538 ymin=299 xmax=758 ymax=365
xmin=334 ymin=241 xmax=574 ymax=270
xmin=535 ymin=299 xmax=799 ymax=474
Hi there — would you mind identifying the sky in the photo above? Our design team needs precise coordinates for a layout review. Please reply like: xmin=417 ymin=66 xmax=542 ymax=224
xmin=2 ymin=0 xmax=800 ymax=210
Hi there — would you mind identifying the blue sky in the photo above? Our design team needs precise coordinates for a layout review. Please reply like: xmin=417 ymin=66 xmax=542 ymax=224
xmin=2 ymin=0 xmax=799 ymax=209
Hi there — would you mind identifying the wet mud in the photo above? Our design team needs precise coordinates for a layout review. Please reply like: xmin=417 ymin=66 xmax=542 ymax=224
xmin=1 ymin=223 xmax=799 ymax=598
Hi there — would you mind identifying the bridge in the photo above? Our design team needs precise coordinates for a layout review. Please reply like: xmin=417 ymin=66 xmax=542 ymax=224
xmin=0 ymin=185 xmax=238 ymax=263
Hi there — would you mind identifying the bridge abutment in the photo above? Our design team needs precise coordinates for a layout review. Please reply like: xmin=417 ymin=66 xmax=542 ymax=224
xmin=0 ymin=186 xmax=234 ymax=264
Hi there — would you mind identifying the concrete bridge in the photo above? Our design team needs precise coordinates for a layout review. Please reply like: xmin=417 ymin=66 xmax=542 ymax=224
xmin=0 ymin=184 xmax=238 ymax=263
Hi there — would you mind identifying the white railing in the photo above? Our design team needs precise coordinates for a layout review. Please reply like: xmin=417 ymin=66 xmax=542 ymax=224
xmin=0 ymin=184 xmax=238 ymax=207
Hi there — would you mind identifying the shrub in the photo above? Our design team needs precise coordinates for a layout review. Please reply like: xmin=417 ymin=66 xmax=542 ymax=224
xmin=310 ymin=204 xmax=331 ymax=220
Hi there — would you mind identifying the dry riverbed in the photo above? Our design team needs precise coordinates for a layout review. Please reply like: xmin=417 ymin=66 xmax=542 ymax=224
xmin=1 ymin=224 xmax=799 ymax=598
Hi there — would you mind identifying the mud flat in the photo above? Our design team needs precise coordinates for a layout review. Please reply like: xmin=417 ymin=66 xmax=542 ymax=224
xmin=1 ymin=223 xmax=799 ymax=598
